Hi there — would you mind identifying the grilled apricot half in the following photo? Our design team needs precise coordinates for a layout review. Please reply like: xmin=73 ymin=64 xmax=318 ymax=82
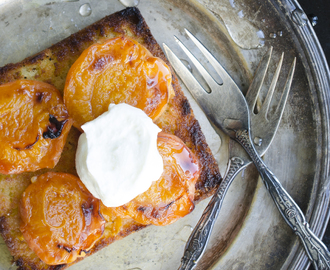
xmin=64 ymin=36 xmax=174 ymax=129
xmin=20 ymin=172 xmax=105 ymax=265
xmin=0 ymin=80 xmax=72 ymax=174
xmin=101 ymin=132 xmax=200 ymax=226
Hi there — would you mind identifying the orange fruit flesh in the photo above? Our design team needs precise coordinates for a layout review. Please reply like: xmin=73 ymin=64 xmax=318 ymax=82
xmin=19 ymin=172 xmax=105 ymax=265
xmin=101 ymin=132 xmax=200 ymax=226
xmin=64 ymin=36 xmax=173 ymax=129
xmin=0 ymin=80 xmax=72 ymax=174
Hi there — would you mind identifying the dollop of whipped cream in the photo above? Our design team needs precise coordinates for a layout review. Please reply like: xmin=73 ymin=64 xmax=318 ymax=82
xmin=76 ymin=103 xmax=164 ymax=207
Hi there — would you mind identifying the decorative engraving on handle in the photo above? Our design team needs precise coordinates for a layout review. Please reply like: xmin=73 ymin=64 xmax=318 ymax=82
xmin=268 ymin=178 xmax=330 ymax=270
xmin=235 ymin=129 xmax=263 ymax=167
xmin=235 ymin=129 xmax=330 ymax=270
xmin=179 ymin=156 xmax=246 ymax=270
xmin=216 ymin=157 xmax=244 ymax=199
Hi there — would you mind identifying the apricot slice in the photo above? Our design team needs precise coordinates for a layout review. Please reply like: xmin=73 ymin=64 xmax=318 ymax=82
xmin=64 ymin=36 xmax=174 ymax=129
xmin=20 ymin=172 xmax=105 ymax=265
xmin=0 ymin=80 xmax=72 ymax=174
xmin=101 ymin=132 xmax=200 ymax=226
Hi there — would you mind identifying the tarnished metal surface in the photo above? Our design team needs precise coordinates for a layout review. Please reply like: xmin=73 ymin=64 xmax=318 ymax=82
xmin=0 ymin=0 xmax=329 ymax=269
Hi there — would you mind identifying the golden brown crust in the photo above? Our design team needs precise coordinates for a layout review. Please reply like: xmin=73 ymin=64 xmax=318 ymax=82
xmin=0 ymin=7 xmax=222 ymax=269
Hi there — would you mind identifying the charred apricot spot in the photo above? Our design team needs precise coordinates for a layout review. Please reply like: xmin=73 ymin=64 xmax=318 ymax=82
xmin=19 ymin=172 xmax=105 ymax=265
xmin=64 ymin=36 xmax=174 ymax=129
xmin=35 ymin=92 xmax=44 ymax=102
xmin=13 ymin=134 xmax=40 ymax=151
xmin=103 ymin=132 xmax=200 ymax=226
xmin=43 ymin=115 xmax=69 ymax=139
xmin=0 ymin=80 xmax=73 ymax=174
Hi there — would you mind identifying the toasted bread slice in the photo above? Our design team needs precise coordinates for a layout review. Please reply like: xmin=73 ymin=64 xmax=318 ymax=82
xmin=0 ymin=7 xmax=222 ymax=270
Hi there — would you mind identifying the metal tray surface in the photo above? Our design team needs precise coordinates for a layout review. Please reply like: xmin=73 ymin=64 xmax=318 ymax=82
xmin=0 ymin=0 xmax=329 ymax=269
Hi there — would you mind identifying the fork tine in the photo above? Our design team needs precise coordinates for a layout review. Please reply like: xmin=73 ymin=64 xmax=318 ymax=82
xmin=185 ymin=29 xmax=239 ymax=88
xmin=245 ymin=47 xmax=273 ymax=112
xmin=259 ymin=52 xmax=284 ymax=119
xmin=272 ymin=57 xmax=296 ymax=119
xmin=174 ymin=36 xmax=218 ymax=92
xmin=163 ymin=43 xmax=210 ymax=102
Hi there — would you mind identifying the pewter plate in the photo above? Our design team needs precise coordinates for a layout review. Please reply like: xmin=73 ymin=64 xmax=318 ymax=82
xmin=0 ymin=0 xmax=329 ymax=269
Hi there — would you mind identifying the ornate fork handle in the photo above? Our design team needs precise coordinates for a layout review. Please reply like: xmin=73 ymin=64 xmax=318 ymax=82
xmin=179 ymin=157 xmax=247 ymax=270
xmin=236 ymin=130 xmax=330 ymax=270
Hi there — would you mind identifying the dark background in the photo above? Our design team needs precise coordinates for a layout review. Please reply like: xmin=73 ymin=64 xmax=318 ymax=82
xmin=299 ymin=0 xmax=330 ymax=63
xmin=298 ymin=0 xmax=330 ymax=268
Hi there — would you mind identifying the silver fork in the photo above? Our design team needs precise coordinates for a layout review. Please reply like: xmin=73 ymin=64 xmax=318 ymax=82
xmin=163 ymin=29 xmax=330 ymax=270
xmin=164 ymin=34 xmax=293 ymax=269
xmin=165 ymin=39 xmax=290 ymax=269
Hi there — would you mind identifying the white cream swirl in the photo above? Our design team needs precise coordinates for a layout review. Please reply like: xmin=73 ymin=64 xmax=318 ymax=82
xmin=76 ymin=103 xmax=163 ymax=207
